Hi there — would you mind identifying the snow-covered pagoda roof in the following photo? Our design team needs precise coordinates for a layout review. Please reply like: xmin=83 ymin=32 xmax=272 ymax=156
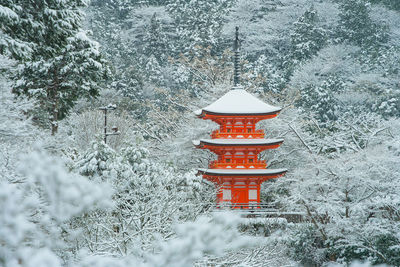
xmin=198 ymin=168 xmax=287 ymax=176
xmin=195 ymin=88 xmax=281 ymax=117
xmin=192 ymin=138 xmax=284 ymax=147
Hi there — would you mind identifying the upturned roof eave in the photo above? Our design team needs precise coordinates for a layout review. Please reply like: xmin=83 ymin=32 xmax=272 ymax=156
xmin=196 ymin=138 xmax=284 ymax=147
xmin=195 ymin=108 xmax=282 ymax=118
xmin=198 ymin=168 xmax=288 ymax=177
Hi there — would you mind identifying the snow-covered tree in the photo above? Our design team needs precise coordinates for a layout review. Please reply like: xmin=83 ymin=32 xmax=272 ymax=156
xmin=1 ymin=0 xmax=108 ymax=135
xmin=291 ymin=7 xmax=327 ymax=62
xmin=166 ymin=0 xmax=232 ymax=54
xmin=1 ymin=144 xmax=250 ymax=266
xmin=0 ymin=54 xmax=40 ymax=186
xmin=142 ymin=13 xmax=170 ymax=65
xmin=244 ymin=54 xmax=287 ymax=95
xmin=0 ymin=3 xmax=32 ymax=59
xmin=370 ymin=0 xmax=400 ymax=10
xmin=267 ymin=118 xmax=400 ymax=265
xmin=72 ymin=140 xmax=214 ymax=255
xmin=62 ymin=109 xmax=140 ymax=151
xmin=296 ymin=76 xmax=344 ymax=125
xmin=0 ymin=146 xmax=112 ymax=266
xmin=337 ymin=0 xmax=388 ymax=47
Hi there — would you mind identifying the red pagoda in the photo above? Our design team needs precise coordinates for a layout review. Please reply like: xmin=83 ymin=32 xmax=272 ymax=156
xmin=193 ymin=27 xmax=287 ymax=209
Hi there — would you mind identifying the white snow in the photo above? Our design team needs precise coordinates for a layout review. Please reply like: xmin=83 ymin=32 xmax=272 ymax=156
xmin=199 ymin=168 xmax=287 ymax=175
xmin=196 ymin=88 xmax=281 ymax=116
xmin=0 ymin=6 xmax=18 ymax=19
xmin=194 ymin=138 xmax=284 ymax=146
xmin=192 ymin=140 xmax=200 ymax=146
xmin=194 ymin=109 xmax=202 ymax=116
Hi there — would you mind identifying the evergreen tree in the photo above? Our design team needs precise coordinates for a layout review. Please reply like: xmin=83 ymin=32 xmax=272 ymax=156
xmin=0 ymin=3 xmax=32 ymax=59
xmin=291 ymin=7 xmax=327 ymax=62
xmin=370 ymin=87 xmax=400 ymax=118
xmin=144 ymin=55 xmax=163 ymax=85
xmin=296 ymin=77 xmax=344 ymax=125
xmin=166 ymin=0 xmax=232 ymax=55
xmin=338 ymin=0 xmax=388 ymax=47
xmin=369 ymin=0 xmax=400 ymax=11
xmin=1 ymin=0 xmax=108 ymax=135
xmin=249 ymin=54 xmax=287 ymax=94
xmin=131 ymin=12 xmax=170 ymax=89
xmin=88 ymin=0 xmax=148 ymax=107
xmin=142 ymin=13 xmax=170 ymax=65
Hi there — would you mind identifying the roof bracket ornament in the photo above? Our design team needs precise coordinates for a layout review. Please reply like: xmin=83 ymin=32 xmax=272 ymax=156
xmin=233 ymin=26 xmax=241 ymax=88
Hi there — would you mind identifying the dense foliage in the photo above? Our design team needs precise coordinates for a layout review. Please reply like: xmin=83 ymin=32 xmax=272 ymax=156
xmin=0 ymin=0 xmax=108 ymax=134
xmin=1 ymin=0 xmax=400 ymax=266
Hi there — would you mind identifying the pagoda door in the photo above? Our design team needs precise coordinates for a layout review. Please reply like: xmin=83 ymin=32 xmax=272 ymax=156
xmin=231 ymin=182 xmax=249 ymax=208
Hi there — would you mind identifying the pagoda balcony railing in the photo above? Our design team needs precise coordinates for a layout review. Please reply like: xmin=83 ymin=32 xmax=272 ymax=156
xmin=211 ymin=129 xmax=265 ymax=139
xmin=209 ymin=160 xmax=267 ymax=169
xmin=216 ymin=202 xmax=276 ymax=210
xmin=214 ymin=203 xmax=306 ymax=221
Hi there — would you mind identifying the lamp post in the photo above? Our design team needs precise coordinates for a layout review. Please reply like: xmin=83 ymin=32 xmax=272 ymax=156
xmin=99 ymin=104 xmax=120 ymax=144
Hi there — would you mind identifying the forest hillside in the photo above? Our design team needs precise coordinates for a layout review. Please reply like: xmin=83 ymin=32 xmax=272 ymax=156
xmin=1 ymin=0 xmax=400 ymax=266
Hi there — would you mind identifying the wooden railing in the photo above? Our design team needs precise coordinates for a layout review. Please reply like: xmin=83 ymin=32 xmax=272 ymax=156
xmin=214 ymin=203 xmax=307 ymax=221
xmin=211 ymin=129 xmax=265 ymax=139
xmin=209 ymin=160 xmax=267 ymax=169
xmin=216 ymin=202 xmax=275 ymax=210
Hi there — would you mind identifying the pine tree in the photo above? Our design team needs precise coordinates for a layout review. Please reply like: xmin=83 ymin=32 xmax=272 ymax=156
xmin=145 ymin=55 xmax=163 ymax=85
xmin=142 ymin=13 xmax=170 ymax=64
xmin=291 ymin=7 xmax=327 ymax=62
xmin=0 ymin=3 xmax=32 ymax=59
xmin=166 ymin=0 xmax=232 ymax=55
xmin=296 ymin=77 xmax=344 ymax=125
xmin=1 ymin=0 xmax=108 ymax=135
xmin=369 ymin=0 xmax=400 ymax=11
xmin=338 ymin=0 xmax=388 ymax=47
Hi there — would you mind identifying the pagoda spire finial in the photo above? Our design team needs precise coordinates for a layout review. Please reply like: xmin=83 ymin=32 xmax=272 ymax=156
xmin=233 ymin=26 xmax=241 ymax=88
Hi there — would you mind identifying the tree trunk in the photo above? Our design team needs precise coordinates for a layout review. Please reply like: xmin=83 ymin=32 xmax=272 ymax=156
xmin=51 ymin=106 xmax=58 ymax=135
xmin=51 ymin=69 xmax=59 ymax=135
xmin=345 ymin=189 xmax=349 ymax=218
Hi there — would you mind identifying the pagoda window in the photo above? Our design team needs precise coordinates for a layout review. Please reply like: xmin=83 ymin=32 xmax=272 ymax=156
xmin=226 ymin=159 xmax=231 ymax=163
xmin=227 ymin=128 xmax=231 ymax=133
xmin=247 ymin=128 xmax=251 ymax=133
xmin=249 ymin=190 xmax=257 ymax=200
xmin=223 ymin=189 xmax=231 ymax=200
xmin=248 ymin=158 xmax=253 ymax=163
